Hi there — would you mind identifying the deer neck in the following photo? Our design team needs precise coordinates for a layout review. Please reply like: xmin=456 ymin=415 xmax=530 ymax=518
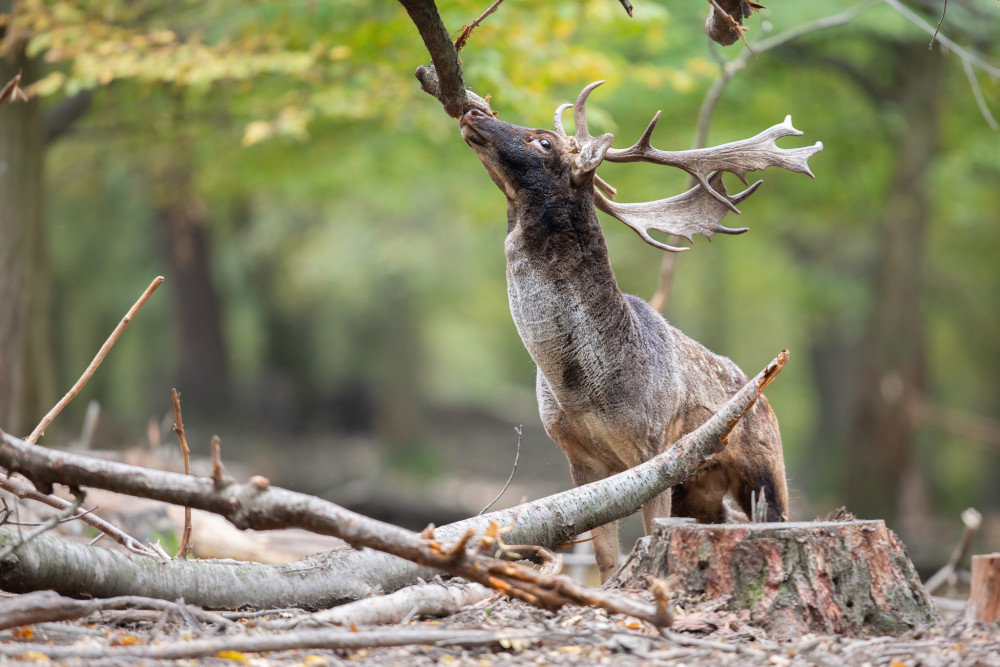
xmin=504 ymin=191 xmax=634 ymax=406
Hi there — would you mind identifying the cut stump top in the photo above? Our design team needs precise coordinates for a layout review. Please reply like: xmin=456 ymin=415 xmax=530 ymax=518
xmin=613 ymin=517 xmax=939 ymax=638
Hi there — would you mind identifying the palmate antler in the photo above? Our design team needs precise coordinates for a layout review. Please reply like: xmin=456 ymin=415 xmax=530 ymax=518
xmin=553 ymin=81 xmax=823 ymax=252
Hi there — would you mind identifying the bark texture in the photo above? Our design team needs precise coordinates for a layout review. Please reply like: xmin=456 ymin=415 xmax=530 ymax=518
xmin=965 ymin=553 xmax=1000 ymax=625
xmin=613 ymin=518 xmax=939 ymax=637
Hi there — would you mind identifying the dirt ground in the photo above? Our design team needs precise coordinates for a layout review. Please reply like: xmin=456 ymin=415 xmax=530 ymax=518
xmin=0 ymin=583 xmax=997 ymax=667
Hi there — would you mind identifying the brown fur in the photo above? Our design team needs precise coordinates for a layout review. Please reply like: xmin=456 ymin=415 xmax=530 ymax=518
xmin=460 ymin=107 xmax=788 ymax=582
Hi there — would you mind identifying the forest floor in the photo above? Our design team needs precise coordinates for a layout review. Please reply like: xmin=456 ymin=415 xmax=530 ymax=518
xmin=0 ymin=584 xmax=997 ymax=666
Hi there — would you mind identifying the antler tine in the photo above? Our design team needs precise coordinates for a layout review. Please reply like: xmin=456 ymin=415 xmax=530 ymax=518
xmin=554 ymin=90 xmax=616 ymax=199
xmin=573 ymin=80 xmax=605 ymax=144
xmin=553 ymin=103 xmax=572 ymax=136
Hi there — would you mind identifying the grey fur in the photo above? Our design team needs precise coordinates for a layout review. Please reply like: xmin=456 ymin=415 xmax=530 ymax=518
xmin=459 ymin=91 xmax=817 ymax=581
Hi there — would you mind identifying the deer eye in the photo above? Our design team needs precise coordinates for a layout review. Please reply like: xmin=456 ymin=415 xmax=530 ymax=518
xmin=537 ymin=138 xmax=552 ymax=150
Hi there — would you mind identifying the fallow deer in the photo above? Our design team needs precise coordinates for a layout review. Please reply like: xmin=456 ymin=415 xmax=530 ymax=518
xmin=460 ymin=82 xmax=821 ymax=581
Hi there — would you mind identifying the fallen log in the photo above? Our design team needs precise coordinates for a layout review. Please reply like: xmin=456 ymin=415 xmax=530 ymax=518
xmin=0 ymin=351 xmax=787 ymax=611
xmin=612 ymin=517 xmax=939 ymax=637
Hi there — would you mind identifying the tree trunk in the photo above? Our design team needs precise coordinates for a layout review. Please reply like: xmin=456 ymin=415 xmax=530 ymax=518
xmin=845 ymin=46 xmax=944 ymax=523
xmin=0 ymin=44 xmax=48 ymax=436
xmin=613 ymin=518 xmax=939 ymax=637
xmin=157 ymin=161 xmax=230 ymax=413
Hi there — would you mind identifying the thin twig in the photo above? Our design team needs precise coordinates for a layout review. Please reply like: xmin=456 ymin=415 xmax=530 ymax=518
xmin=479 ymin=425 xmax=522 ymax=515
xmin=26 ymin=276 xmax=164 ymax=444
xmin=0 ymin=72 xmax=28 ymax=105
xmin=0 ymin=471 xmax=160 ymax=557
xmin=649 ymin=1 xmax=874 ymax=311
xmin=962 ymin=58 xmax=999 ymax=130
xmin=928 ymin=0 xmax=949 ymax=50
xmin=454 ymin=0 xmax=505 ymax=52
xmin=171 ymin=389 xmax=193 ymax=559
xmin=0 ymin=492 xmax=84 ymax=560
xmin=880 ymin=0 xmax=1000 ymax=78
xmin=924 ymin=507 xmax=982 ymax=595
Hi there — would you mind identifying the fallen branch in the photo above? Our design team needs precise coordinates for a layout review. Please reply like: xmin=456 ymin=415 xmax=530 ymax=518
xmin=0 ymin=491 xmax=83 ymax=561
xmin=0 ymin=589 xmax=236 ymax=631
xmin=0 ymin=351 xmax=786 ymax=617
xmin=0 ymin=471 xmax=160 ymax=557
xmin=0 ymin=626 xmax=556 ymax=661
xmin=272 ymin=580 xmax=494 ymax=629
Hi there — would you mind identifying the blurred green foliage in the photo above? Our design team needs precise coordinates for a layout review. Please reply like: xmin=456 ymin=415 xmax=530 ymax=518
xmin=4 ymin=0 xmax=999 ymax=525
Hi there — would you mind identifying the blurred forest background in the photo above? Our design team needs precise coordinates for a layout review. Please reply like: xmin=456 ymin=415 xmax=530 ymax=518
xmin=1 ymin=0 xmax=998 ymax=569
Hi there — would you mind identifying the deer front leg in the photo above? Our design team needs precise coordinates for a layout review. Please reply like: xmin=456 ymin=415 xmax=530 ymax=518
xmin=568 ymin=459 xmax=620 ymax=582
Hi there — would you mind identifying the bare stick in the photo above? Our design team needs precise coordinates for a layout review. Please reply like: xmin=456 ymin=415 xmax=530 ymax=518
xmin=26 ymin=276 xmax=164 ymax=444
xmin=0 ymin=627 xmax=561 ymax=661
xmin=0 ymin=491 xmax=83 ymax=560
xmin=270 ymin=580 xmax=493 ymax=628
xmin=0 ymin=471 xmax=159 ymax=557
xmin=924 ymin=507 xmax=982 ymax=595
xmin=479 ymin=425 xmax=521 ymax=515
xmin=0 ymin=589 xmax=237 ymax=631
xmin=171 ymin=389 xmax=193 ymax=559
xmin=928 ymin=0 xmax=948 ymax=50
xmin=454 ymin=0 xmax=506 ymax=52
xmin=0 ymin=72 xmax=28 ymax=105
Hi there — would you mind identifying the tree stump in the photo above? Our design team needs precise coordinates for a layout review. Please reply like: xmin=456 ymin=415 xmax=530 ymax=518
xmin=965 ymin=553 xmax=1000 ymax=625
xmin=613 ymin=518 xmax=939 ymax=637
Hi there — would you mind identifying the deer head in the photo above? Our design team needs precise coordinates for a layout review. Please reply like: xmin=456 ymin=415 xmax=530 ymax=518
xmin=461 ymin=81 xmax=823 ymax=251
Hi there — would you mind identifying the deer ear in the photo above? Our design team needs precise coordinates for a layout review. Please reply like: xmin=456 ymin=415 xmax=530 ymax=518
xmin=572 ymin=133 xmax=613 ymax=187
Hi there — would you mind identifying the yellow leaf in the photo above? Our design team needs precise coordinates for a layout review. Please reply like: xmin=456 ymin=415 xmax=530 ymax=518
xmin=26 ymin=71 xmax=65 ymax=97
xmin=114 ymin=635 xmax=139 ymax=646
xmin=216 ymin=650 xmax=248 ymax=660
xmin=241 ymin=121 xmax=272 ymax=147
xmin=18 ymin=651 xmax=50 ymax=663
xmin=12 ymin=626 xmax=34 ymax=639
xmin=301 ymin=656 xmax=330 ymax=666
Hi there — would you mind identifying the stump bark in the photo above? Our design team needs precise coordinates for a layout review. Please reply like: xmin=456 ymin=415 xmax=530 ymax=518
xmin=613 ymin=518 xmax=939 ymax=637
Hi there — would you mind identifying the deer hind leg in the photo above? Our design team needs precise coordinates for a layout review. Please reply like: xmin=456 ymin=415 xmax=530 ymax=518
xmin=568 ymin=459 xmax=621 ymax=582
